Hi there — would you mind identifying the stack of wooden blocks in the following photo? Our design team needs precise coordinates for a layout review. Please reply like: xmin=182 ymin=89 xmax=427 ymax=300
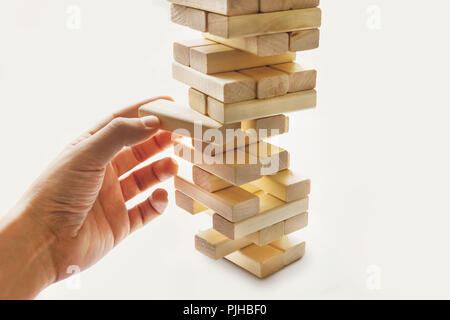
xmin=140 ymin=0 xmax=321 ymax=278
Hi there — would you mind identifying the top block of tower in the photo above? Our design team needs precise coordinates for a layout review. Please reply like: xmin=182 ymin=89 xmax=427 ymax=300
xmin=168 ymin=0 xmax=259 ymax=16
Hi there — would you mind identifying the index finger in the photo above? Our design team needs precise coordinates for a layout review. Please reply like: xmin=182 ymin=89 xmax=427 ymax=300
xmin=88 ymin=96 xmax=173 ymax=135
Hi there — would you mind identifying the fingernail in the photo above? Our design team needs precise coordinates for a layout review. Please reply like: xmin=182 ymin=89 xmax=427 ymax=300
xmin=141 ymin=116 xmax=160 ymax=128
xmin=171 ymin=133 xmax=184 ymax=140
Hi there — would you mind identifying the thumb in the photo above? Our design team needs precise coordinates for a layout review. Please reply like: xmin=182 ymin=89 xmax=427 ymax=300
xmin=79 ymin=116 xmax=161 ymax=166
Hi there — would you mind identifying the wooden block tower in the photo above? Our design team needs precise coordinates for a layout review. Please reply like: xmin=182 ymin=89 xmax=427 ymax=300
xmin=140 ymin=0 xmax=321 ymax=278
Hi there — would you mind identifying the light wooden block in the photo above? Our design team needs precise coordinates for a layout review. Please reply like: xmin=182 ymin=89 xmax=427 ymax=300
xmin=213 ymin=192 xmax=309 ymax=239
xmin=225 ymin=244 xmax=285 ymax=278
xmin=251 ymin=169 xmax=310 ymax=202
xmin=168 ymin=0 xmax=259 ymax=16
xmin=260 ymin=0 xmax=320 ymax=12
xmin=239 ymin=67 xmax=289 ymax=99
xmin=245 ymin=141 xmax=290 ymax=175
xmin=207 ymin=89 xmax=317 ymax=124
xmin=139 ymin=99 xmax=223 ymax=140
xmin=204 ymin=33 xmax=289 ymax=57
xmin=188 ymin=87 xmax=207 ymax=114
xmin=171 ymin=4 xmax=207 ymax=32
xmin=259 ymin=0 xmax=291 ymax=13
xmin=175 ymin=176 xmax=259 ymax=222
xmin=246 ymin=221 xmax=284 ymax=246
xmin=241 ymin=114 xmax=289 ymax=134
xmin=192 ymin=166 xmax=232 ymax=192
xmin=291 ymin=0 xmax=320 ymax=9
xmin=240 ymin=183 xmax=261 ymax=194
xmin=208 ymin=8 xmax=322 ymax=38
xmin=194 ymin=213 xmax=307 ymax=260
xmin=195 ymin=229 xmax=252 ymax=260
xmin=284 ymin=212 xmax=308 ymax=234
xmin=270 ymin=62 xmax=317 ymax=93
xmin=175 ymin=190 xmax=208 ymax=214
xmin=174 ymin=141 xmax=263 ymax=185
xmin=270 ymin=237 xmax=306 ymax=265
xmin=197 ymin=114 xmax=289 ymax=155
xmin=174 ymin=39 xmax=215 ymax=66
xmin=289 ymin=29 xmax=320 ymax=52
xmin=172 ymin=62 xmax=256 ymax=104
xmin=190 ymin=44 xmax=295 ymax=74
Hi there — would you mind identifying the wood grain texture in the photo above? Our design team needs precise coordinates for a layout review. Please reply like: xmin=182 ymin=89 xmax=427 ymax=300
xmin=270 ymin=237 xmax=306 ymax=265
xmin=174 ymin=38 xmax=215 ymax=66
xmin=241 ymin=114 xmax=289 ymax=134
xmin=289 ymin=29 xmax=320 ymax=52
xmin=213 ymin=192 xmax=309 ymax=239
xmin=225 ymin=237 xmax=306 ymax=278
xmin=270 ymin=62 xmax=317 ymax=93
xmin=195 ymin=229 xmax=252 ymax=260
xmin=225 ymin=244 xmax=285 ymax=278
xmin=174 ymin=140 xmax=262 ymax=185
xmin=190 ymin=44 xmax=295 ymax=74
xmin=171 ymin=4 xmax=207 ymax=31
xmin=175 ymin=176 xmax=259 ymax=222
xmin=168 ymin=0 xmax=259 ymax=16
xmin=204 ymin=32 xmax=289 ymax=57
xmin=172 ymin=62 xmax=256 ymax=104
xmin=138 ymin=99 xmax=223 ymax=139
xmin=284 ymin=212 xmax=308 ymax=234
xmin=251 ymin=169 xmax=310 ymax=202
xmin=207 ymin=8 xmax=322 ymax=38
xmin=188 ymin=87 xmax=207 ymax=114
xmin=207 ymin=89 xmax=317 ymax=124
xmin=246 ymin=221 xmax=284 ymax=246
xmin=239 ymin=67 xmax=289 ymax=99
xmin=260 ymin=0 xmax=320 ymax=12
xmin=175 ymin=190 xmax=208 ymax=214
xmin=193 ymin=165 xmax=232 ymax=192
xmin=291 ymin=0 xmax=320 ymax=9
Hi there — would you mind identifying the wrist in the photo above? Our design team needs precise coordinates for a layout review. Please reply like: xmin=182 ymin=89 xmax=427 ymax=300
xmin=0 ymin=205 xmax=57 ymax=299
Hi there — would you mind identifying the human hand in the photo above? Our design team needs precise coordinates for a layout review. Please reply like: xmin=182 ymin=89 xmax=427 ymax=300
xmin=0 ymin=97 xmax=179 ymax=299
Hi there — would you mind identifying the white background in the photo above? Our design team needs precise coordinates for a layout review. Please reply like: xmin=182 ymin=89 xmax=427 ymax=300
xmin=0 ymin=0 xmax=449 ymax=299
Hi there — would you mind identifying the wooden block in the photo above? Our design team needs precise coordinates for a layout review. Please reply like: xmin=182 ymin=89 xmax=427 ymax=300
xmin=174 ymin=141 xmax=263 ymax=185
xmin=175 ymin=176 xmax=260 ymax=222
xmin=239 ymin=67 xmax=289 ymax=99
xmin=240 ymin=183 xmax=261 ymax=194
xmin=207 ymin=8 xmax=322 ymax=39
xmin=190 ymin=44 xmax=295 ymax=74
xmin=225 ymin=244 xmax=285 ymax=278
xmin=171 ymin=4 xmax=207 ymax=32
xmin=168 ymin=0 xmax=259 ymax=16
xmin=175 ymin=190 xmax=208 ymax=214
xmin=245 ymin=141 xmax=290 ymax=175
xmin=270 ymin=62 xmax=317 ymax=93
xmin=289 ymin=29 xmax=320 ymax=52
xmin=195 ymin=229 xmax=252 ymax=260
xmin=192 ymin=166 xmax=232 ymax=192
xmin=260 ymin=0 xmax=321 ymax=13
xmin=213 ymin=192 xmax=309 ymax=239
xmin=138 ymin=99 xmax=223 ymax=139
xmin=241 ymin=114 xmax=289 ymax=134
xmin=260 ymin=0 xmax=291 ymax=13
xmin=207 ymin=89 xmax=317 ymax=124
xmin=174 ymin=39 xmax=215 ymax=66
xmin=251 ymin=169 xmax=310 ymax=202
xmin=173 ymin=62 xmax=256 ymax=104
xmin=204 ymin=33 xmax=289 ymax=57
xmin=291 ymin=0 xmax=320 ymax=9
xmin=284 ymin=212 xmax=308 ymax=234
xmin=246 ymin=221 xmax=284 ymax=246
xmin=270 ymin=237 xmax=306 ymax=265
xmin=188 ymin=88 xmax=207 ymax=114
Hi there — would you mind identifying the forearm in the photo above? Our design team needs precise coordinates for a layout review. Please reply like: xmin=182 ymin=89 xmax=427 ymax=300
xmin=0 ymin=206 xmax=56 ymax=299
